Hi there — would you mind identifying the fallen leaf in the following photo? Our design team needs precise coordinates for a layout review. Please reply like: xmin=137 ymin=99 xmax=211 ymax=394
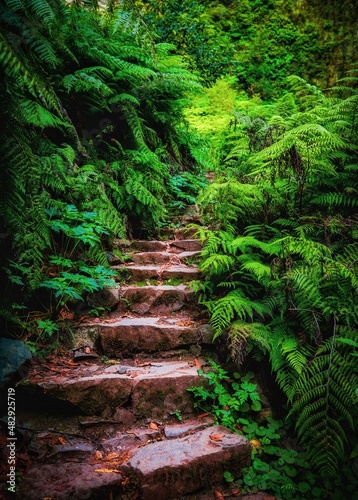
xmin=250 ymin=439 xmax=261 ymax=449
xmin=105 ymin=452 xmax=120 ymax=461
xmin=95 ymin=468 xmax=121 ymax=473
xmin=210 ymin=433 xmax=225 ymax=442
xmin=198 ymin=412 xmax=210 ymax=418
xmin=214 ymin=491 xmax=224 ymax=499
xmin=230 ymin=489 xmax=241 ymax=496
xmin=148 ymin=422 xmax=159 ymax=430
xmin=194 ymin=358 xmax=202 ymax=368
xmin=57 ymin=436 xmax=66 ymax=445
xmin=94 ymin=450 xmax=103 ymax=460
xmin=85 ymin=347 xmax=91 ymax=354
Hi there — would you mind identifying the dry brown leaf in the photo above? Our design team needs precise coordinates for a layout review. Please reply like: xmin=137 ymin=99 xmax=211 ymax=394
xmin=84 ymin=347 xmax=91 ymax=354
xmin=230 ymin=489 xmax=241 ymax=496
xmin=210 ymin=433 xmax=225 ymax=442
xmin=94 ymin=451 xmax=103 ymax=460
xmin=95 ymin=468 xmax=121 ymax=473
xmin=148 ymin=422 xmax=159 ymax=430
xmin=105 ymin=452 xmax=120 ymax=461
xmin=198 ymin=412 xmax=210 ymax=418
xmin=214 ymin=491 xmax=224 ymax=499
xmin=194 ymin=358 xmax=202 ymax=368
xmin=57 ymin=436 xmax=66 ymax=445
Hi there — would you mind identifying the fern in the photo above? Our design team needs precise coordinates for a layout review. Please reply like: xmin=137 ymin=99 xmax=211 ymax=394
xmin=289 ymin=322 xmax=357 ymax=476
xmin=206 ymin=290 xmax=268 ymax=339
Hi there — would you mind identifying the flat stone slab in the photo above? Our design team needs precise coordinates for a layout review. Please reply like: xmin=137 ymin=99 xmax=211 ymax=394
xmin=170 ymin=239 xmax=202 ymax=253
xmin=17 ymin=462 xmax=124 ymax=500
xmin=19 ymin=361 xmax=200 ymax=417
xmin=113 ymin=264 xmax=200 ymax=281
xmin=118 ymin=285 xmax=195 ymax=314
xmin=127 ymin=425 xmax=251 ymax=500
xmin=99 ymin=317 xmax=213 ymax=355
xmin=129 ymin=240 xmax=169 ymax=252
xmin=127 ymin=239 xmax=202 ymax=253
xmin=131 ymin=250 xmax=201 ymax=265
xmin=17 ymin=423 xmax=250 ymax=500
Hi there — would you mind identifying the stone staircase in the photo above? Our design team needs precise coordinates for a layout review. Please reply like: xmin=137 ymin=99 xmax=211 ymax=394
xmin=13 ymin=223 xmax=252 ymax=499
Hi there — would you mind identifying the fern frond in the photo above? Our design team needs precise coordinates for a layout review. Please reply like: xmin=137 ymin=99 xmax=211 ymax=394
xmin=289 ymin=329 xmax=357 ymax=476
xmin=206 ymin=290 xmax=268 ymax=339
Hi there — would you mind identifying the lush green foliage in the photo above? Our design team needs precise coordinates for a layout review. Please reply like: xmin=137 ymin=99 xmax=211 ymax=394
xmin=0 ymin=0 xmax=357 ymax=489
xmin=139 ymin=0 xmax=358 ymax=97
xmin=190 ymin=362 xmax=358 ymax=498
xmin=192 ymin=74 xmax=358 ymax=479
xmin=0 ymin=0 xmax=204 ymax=338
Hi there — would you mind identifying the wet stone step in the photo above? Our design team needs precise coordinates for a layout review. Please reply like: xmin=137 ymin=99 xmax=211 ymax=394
xmin=99 ymin=317 xmax=213 ymax=355
xmin=130 ymin=250 xmax=201 ymax=265
xmin=113 ymin=263 xmax=200 ymax=281
xmin=118 ymin=284 xmax=196 ymax=315
xmin=18 ymin=361 xmax=201 ymax=417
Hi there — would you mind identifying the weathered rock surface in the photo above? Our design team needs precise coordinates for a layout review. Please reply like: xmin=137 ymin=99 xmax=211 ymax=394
xmin=118 ymin=238 xmax=202 ymax=254
xmin=118 ymin=284 xmax=195 ymax=314
xmin=18 ymin=361 xmax=201 ymax=416
xmin=17 ymin=424 xmax=251 ymax=500
xmin=170 ymin=239 xmax=202 ymax=252
xmin=99 ymin=317 xmax=213 ymax=355
xmin=131 ymin=250 xmax=200 ymax=265
xmin=127 ymin=425 xmax=251 ymax=500
xmin=113 ymin=263 xmax=200 ymax=281
xmin=17 ymin=462 xmax=124 ymax=500
xmin=0 ymin=338 xmax=31 ymax=386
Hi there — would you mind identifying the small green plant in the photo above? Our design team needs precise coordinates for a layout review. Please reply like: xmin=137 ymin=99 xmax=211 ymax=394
xmin=188 ymin=361 xmax=262 ymax=429
xmin=169 ymin=409 xmax=183 ymax=421
xmin=24 ymin=318 xmax=61 ymax=357
xmin=40 ymin=263 xmax=117 ymax=307
xmin=223 ymin=470 xmax=234 ymax=483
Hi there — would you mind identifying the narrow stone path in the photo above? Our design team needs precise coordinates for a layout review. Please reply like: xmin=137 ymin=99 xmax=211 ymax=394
xmin=14 ymin=218 xmax=252 ymax=499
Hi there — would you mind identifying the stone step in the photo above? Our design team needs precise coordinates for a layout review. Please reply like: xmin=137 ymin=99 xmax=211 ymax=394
xmin=118 ymin=284 xmax=195 ymax=315
xmin=113 ymin=263 xmax=200 ymax=281
xmin=98 ymin=317 xmax=213 ymax=355
xmin=130 ymin=250 xmax=201 ymax=265
xmin=127 ymin=425 xmax=251 ymax=500
xmin=116 ymin=238 xmax=202 ymax=253
xmin=18 ymin=361 xmax=201 ymax=418
xmin=17 ymin=424 xmax=251 ymax=500
xmin=157 ymin=225 xmax=199 ymax=239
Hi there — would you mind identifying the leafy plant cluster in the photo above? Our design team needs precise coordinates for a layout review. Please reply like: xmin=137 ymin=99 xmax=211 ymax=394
xmin=189 ymin=361 xmax=358 ymax=499
xmin=191 ymin=74 xmax=358 ymax=481
xmin=0 ymin=0 xmax=205 ymax=341
xmin=139 ymin=0 xmax=358 ymax=97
